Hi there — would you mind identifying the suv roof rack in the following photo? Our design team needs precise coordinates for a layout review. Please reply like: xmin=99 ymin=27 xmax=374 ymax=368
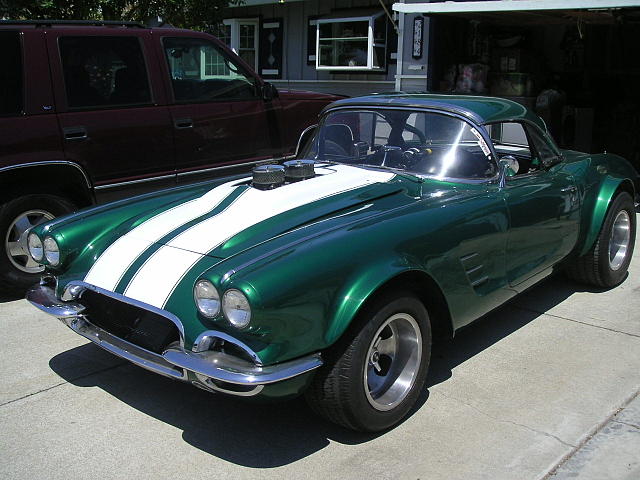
xmin=0 ymin=19 xmax=146 ymax=28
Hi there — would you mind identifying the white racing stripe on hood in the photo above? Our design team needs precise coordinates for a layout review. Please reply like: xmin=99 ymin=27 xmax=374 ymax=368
xmin=84 ymin=177 xmax=247 ymax=292
xmin=124 ymin=164 xmax=395 ymax=308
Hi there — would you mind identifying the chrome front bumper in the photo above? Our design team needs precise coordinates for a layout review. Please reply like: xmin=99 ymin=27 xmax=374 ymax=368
xmin=27 ymin=284 xmax=323 ymax=396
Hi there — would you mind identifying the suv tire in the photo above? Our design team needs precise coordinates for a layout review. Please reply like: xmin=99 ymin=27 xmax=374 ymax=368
xmin=0 ymin=194 xmax=75 ymax=296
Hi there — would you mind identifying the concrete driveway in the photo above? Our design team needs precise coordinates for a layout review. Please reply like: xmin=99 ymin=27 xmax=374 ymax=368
xmin=1 ymin=219 xmax=639 ymax=480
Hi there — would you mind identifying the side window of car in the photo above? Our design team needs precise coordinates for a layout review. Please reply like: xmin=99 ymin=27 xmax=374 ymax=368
xmin=0 ymin=31 xmax=23 ymax=116
xmin=486 ymin=121 xmax=547 ymax=175
xmin=486 ymin=122 xmax=531 ymax=156
xmin=527 ymin=126 xmax=560 ymax=167
xmin=163 ymin=37 xmax=257 ymax=103
xmin=59 ymin=36 xmax=151 ymax=109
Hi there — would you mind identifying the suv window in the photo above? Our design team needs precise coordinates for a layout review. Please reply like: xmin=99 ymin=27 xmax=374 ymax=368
xmin=163 ymin=37 xmax=257 ymax=103
xmin=0 ymin=32 xmax=23 ymax=116
xmin=59 ymin=36 xmax=151 ymax=109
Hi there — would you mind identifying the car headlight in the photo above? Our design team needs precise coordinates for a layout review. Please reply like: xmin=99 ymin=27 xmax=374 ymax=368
xmin=43 ymin=236 xmax=60 ymax=266
xmin=28 ymin=233 xmax=44 ymax=262
xmin=194 ymin=279 xmax=220 ymax=317
xmin=222 ymin=289 xmax=251 ymax=329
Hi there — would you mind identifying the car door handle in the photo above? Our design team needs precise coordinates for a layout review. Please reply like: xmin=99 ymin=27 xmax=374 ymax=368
xmin=63 ymin=126 xmax=88 ymax=141
xmin=174 ymin=118 xmax=193 ymax=129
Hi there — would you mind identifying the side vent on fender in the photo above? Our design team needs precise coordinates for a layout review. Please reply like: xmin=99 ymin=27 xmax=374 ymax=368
xmin=460 ymin=252 xmax=489 ymax=291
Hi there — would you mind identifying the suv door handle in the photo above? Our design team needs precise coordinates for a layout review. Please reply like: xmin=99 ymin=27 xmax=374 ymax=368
xmin=63 ymin=126 xmax=88 ymax=141
xmin=174 ymin=118 xmax=193 ymax=129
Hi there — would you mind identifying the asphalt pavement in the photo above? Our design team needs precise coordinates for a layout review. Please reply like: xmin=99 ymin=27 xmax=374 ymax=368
xmin=1 ymin=215 xmax=638 ymax=480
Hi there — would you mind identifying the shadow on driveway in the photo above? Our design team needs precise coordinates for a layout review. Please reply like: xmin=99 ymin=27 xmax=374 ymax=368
xmin=47 ymin=274 xmax=611 ymax=467
xmin=0 ymin=291 xmax=22 ymax=303
xmin=426 ymin=274 xmax=609 ymax=388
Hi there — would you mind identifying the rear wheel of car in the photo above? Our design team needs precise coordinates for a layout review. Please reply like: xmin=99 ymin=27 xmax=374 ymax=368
xmin=566 ymin=191 xmax=636 ymax=288
xmin=305 ymin=292 xmax=431 ymax=432
xmin=0 ymin=194 xmax=75 ymax=296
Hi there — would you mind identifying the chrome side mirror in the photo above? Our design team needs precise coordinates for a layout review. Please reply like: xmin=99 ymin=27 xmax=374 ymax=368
xmin=498 ymin=155 xmax=519 ymax=188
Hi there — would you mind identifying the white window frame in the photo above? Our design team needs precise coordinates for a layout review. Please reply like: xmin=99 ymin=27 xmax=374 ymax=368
xmin=223 ymin=18 xmax=260 ymax=71
xmin=201 ymin=46 xmax=229 ymax=78
xmin=315 ymin=12 xmax=386 ymax=71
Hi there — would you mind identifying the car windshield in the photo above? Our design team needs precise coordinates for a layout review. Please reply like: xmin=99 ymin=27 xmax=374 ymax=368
xmin=300 ymin=109 xmax=497 ymax=179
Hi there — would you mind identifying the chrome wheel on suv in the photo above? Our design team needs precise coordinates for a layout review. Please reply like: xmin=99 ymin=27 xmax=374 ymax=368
xmin=0 ymin=194 xmax=75 ymax=296
xmin=5 ymin=209 xmax=55 ymax=273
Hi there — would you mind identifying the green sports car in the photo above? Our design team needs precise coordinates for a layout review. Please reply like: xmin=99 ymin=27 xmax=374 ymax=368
xmin=27 ymin=94 xmax=638 ymax=432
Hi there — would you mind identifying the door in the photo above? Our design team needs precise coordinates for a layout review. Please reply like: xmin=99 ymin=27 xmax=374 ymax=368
xmin=160 ymin=35 xmax=276 ymax=185
xmin=47 ymin=31 xmax=175 ymax=202
xmin=1 ymin=29 xmax=63 ymax=168
xmin=493 ymin=122 xmax=581 ymax=286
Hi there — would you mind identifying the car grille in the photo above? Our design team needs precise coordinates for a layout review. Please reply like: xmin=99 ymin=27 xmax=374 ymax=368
xmin=79 ymin=289 xmax=180 ymax=354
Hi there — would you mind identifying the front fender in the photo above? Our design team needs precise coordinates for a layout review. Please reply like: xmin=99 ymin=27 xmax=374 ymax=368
xmin=325 ymin=259 xmax=421 ymax=346
xmin=580 ymin=175 xmax=635 ymax=256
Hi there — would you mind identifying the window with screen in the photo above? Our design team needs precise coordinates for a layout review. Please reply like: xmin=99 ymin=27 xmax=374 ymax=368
xmin=316 ymin=12 xmax=387 ymax=71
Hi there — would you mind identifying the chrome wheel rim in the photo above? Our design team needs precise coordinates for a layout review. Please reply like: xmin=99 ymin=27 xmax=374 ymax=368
xmin=609 ymin=210 xmax=631 ymax=271
xmin=5 ymin=209 xmax=55 ymax=273
xmin=364 ymin=313 xmax=422 ymax=411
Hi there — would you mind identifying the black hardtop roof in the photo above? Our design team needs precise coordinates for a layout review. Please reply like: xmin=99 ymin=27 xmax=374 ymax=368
xmin=324 ymin=93 xmax=546 ymax=130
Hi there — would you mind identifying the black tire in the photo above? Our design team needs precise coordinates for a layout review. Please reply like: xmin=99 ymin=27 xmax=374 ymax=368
xmin=566 ymin=191 xmax=636 ymax=288
xmin=305 ymin=292 xmax=432 ymax=432
xmin=0 ymin=194 xmax=76 ymax=296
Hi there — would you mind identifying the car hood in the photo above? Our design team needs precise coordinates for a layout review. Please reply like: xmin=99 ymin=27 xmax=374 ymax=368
xmin=81 ymin=164 xmax=415 ymax=305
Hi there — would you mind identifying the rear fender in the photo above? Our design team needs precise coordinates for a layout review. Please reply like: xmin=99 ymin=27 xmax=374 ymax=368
xmin=580 ymin=175 xmax=635 ymax=256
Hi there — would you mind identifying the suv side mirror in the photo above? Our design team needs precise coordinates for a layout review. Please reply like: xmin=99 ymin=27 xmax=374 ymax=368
xmin=262 ymin=82 xmax=279 ymax=102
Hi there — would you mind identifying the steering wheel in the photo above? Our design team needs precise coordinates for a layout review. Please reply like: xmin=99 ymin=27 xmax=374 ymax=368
xmin=403 ymin=124 xmax=427 ymax=144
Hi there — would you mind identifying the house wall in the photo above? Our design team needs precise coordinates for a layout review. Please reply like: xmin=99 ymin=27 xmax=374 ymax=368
xmin=395 ymin=9 xmax=430 ymax=92
xmin=224 ymin=0 xmax=398 ymax=96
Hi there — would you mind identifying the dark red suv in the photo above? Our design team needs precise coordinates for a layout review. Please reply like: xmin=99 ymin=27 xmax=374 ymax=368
xmin=0 ymin=20 xmax=339 ymax=294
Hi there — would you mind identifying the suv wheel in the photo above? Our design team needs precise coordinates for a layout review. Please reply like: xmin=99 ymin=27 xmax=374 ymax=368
xmin=0 ymin=195 xmax=75 ymax=296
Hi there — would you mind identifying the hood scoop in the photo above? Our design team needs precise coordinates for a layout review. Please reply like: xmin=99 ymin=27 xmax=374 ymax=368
xmin=252 ymin=160 xmax=316 ymax=190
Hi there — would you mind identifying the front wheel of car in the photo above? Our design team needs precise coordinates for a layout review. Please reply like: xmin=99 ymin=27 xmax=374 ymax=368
xmin=305 ymin=292 xmax=431 ymax=432
xmin=566 ymin=191 xmax=636 ymax=288
xmin=0 ymin=194 xmax=75 ymax=296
